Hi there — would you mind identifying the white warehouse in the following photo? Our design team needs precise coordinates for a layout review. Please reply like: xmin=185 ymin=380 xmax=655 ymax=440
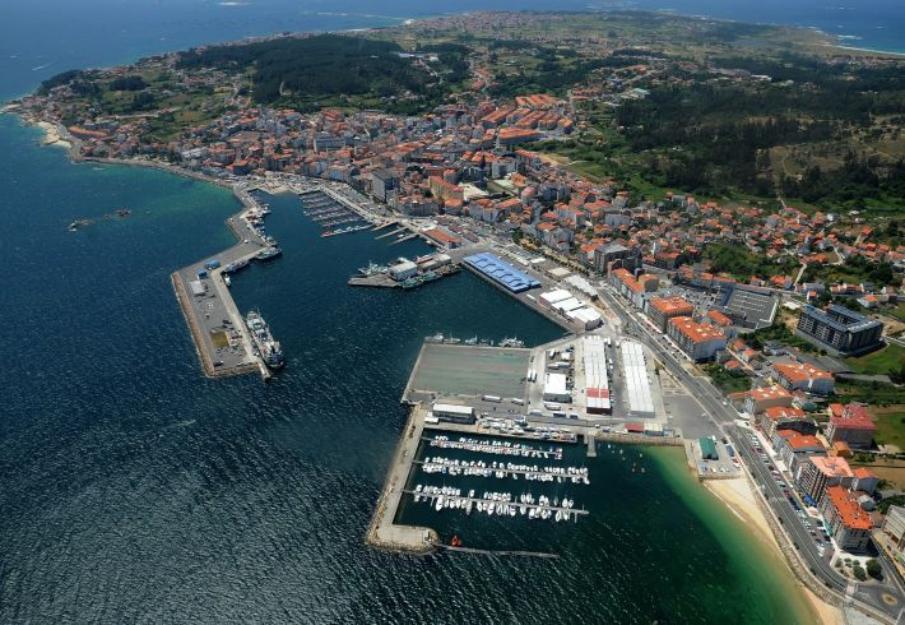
xmin=621 ymin=341 xmax=655 ymax=418
xmin=583 ymin=336 xmax=611 ymax=414
xmin=543 ymin=372 xmax=571 ymax=403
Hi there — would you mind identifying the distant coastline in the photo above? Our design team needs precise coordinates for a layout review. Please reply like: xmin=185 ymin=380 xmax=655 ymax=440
xmin=831 ymin=43 xmax=905 ymax=57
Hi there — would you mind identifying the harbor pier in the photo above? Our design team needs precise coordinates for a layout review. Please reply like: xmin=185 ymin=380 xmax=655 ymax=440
xmin=365 ymin=405 xmax=438 ymax=554
xmin=172 ymin=184 xmax=282 ymax=379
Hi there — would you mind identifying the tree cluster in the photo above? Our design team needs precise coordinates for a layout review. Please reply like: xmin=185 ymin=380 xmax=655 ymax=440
xmin=177 ymin=35 xmax=447 ymax=111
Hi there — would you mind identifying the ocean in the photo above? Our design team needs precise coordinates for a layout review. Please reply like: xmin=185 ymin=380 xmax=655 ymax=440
xmin=4 ymin=0 xmax=899 ymax=622
xmin=1 ymin=0 xmax=904 ymax=103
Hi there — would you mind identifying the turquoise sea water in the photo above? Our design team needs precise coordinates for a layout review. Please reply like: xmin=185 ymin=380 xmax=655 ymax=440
xmin=0 ymin=114 xmax=817 ymax=624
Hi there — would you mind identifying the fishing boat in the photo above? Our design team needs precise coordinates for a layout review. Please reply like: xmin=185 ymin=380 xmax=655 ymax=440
xmin=499 ymin=337 xmax=525 ymax=348
xmin=255 ymin=246 xmax=282 ymax=261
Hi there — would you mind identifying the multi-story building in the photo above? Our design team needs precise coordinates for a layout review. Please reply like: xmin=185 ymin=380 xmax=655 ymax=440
xmin=646 ymin=296 xmax=694 ymax=333
xmin=827 ymin=404 xmax=876 ymax=450
xmin=745 ymin=385 xmax=793 ymax=416
xmin=774 ymin=430 xmax=825 ymax=477
xmin=772 ymin=362 xmax=835 ymax=395
xmin=758 ymin=405 xmax=814 ymax=438
xmin=370 ymin=168 xmax=397 ymax=202
xmin=610 ymin=268 xmax=646 ymax=309
xmin=796 ymin=304 xmax=884 ymax=356
xmin=853 ymin=467 xmax=879 ymax=495
xmin=667 ymin=316 xmax=726 ymax=362
xmin=592 ymin=241 xmax=640 ymax=274
xmin=820 ymin=485 xmax=872 ymax=553
xmin=428 ymin=175 xmax=464 ymax=203
xmin=797 ymin=456 xmax=854 ymax=503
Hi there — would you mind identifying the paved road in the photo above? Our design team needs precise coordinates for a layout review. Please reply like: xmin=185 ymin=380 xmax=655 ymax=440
xmin=597 ymin=284 xmax=905 ymax=623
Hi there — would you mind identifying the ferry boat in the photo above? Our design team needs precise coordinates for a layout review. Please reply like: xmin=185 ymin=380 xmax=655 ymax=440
xmin=256 ymin=246 xmax=282 ymax=261
xmin=245 ymin=311 xmax=285 ymax=369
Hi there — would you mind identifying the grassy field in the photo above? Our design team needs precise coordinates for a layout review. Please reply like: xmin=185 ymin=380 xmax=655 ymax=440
xmin=703 ymin=364 xmax=752 ymax=394
xmin=872 ymin=406 xmax=905 ymax=451
xmin=845 ymin=343 xmax=905 ymax=375
xmin=856 ymin=462 xmax=905 ymax=490
xmin=887 ymin=302 xmax=905 ymax=324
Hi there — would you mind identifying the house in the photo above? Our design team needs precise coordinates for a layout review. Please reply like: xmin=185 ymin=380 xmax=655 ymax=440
xmin=853 ymin=467 xmax=879 ymax=495
xmin=827 ymin=404 xmax=875 ymax=449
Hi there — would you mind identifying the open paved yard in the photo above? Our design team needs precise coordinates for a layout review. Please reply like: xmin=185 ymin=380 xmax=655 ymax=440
xmin=406 ymin=343 xmax=530 ymax=400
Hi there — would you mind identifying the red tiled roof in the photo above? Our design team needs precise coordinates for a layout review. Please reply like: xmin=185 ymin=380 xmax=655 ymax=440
xmin=825 ymin=485 xmax=872 ymax=531
xmin=831 ymin=404 xmax=875 ymax=432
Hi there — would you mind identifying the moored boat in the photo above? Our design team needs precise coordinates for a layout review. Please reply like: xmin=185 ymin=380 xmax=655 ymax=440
xmin=245 ymin=310 xmax=285 ymax=369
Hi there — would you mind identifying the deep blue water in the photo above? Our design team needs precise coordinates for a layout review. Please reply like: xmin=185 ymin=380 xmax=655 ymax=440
xmin=615 ymin=0 xmax=905 ymax=53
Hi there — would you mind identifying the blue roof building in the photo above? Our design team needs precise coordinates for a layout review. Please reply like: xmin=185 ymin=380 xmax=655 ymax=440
xmin=463 ymin=253 xmax=541 ymax=294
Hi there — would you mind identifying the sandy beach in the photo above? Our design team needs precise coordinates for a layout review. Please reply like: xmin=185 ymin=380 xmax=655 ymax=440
xmin=36 ymin=121 xmax=72 ymax=149
xmin=823 ymin=42 xmax=905 ymax=58
xmin=704 ymin=477 xmax=845 ymax=625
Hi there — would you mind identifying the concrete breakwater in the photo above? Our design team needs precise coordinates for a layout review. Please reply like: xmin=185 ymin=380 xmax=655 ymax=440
xmin=170 ymin=185 xmax=276 ymax=380
xmin=171 ymin=180 xmax=391 ymax=379
xmin=365 ymin=405 xmax=438 ymax=554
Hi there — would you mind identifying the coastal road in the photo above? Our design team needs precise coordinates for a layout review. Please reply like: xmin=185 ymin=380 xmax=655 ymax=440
xmin=596 ymin=285 xmax=905 ymax=623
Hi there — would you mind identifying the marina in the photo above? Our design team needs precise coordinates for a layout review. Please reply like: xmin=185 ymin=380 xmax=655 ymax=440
xmin=367 ymin=329 xmax=693 ymax=555
xmin=426 ymin=435 xmax=565 ymax=461
xmin=299 ymin=189 xmax=373 ymax=238
xmin=171 ymin=185 xmax=278 ymax=380
xmin=416 ymin=457 xmax=590 ymax=484
xmin=172 ymin=179 xmax=382 ymax=380
xmin=407 ymin=486 xmax=588 ymax=523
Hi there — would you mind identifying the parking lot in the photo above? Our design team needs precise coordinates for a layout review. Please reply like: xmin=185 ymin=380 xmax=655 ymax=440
xmin=742 ymin=428 xmax=833 ymax=557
